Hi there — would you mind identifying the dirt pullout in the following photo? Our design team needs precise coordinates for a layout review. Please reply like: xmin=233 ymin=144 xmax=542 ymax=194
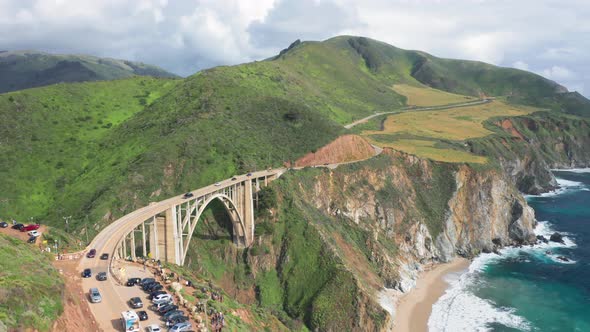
xmin=293 ymin=134 xmax=375 ymax=167
xmin=51 ymin=258 xmax=102 ymax=332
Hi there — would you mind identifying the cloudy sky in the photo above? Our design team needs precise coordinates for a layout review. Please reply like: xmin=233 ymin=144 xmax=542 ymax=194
xmin=1 ymin=0 xmax=588 ymax=95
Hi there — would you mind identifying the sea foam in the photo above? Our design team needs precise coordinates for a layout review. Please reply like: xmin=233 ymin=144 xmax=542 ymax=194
xmin=428 ymin=222 xmax=576 ymax=331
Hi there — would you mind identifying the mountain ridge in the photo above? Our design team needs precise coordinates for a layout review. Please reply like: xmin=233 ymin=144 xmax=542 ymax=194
xmin=0 ymin=49 xmax=179 ymax=93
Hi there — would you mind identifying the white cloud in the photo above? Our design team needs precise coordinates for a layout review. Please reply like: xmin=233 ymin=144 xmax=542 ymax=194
xmin=542 ymin=66 xmax=574 ymax=81
xmin=513 ymin=61 xmax=529 ymax=71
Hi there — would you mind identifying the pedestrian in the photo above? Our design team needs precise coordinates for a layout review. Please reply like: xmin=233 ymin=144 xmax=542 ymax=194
xmin=12 ymin=219 xmax=15 ymax=225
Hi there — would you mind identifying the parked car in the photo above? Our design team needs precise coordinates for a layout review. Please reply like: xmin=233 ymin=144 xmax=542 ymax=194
xmin=158 ymin=304 xmax=178 ymax=314
xmin=140 ymin=277 xmax=155 ymax=286
xmin=142 ymin=281 xmax=157 ymax=291
xmin=89 ymin=288 xmax=101 ymax=303
xmin=231 ymin=176 xmax=237 ymax=180
xmin=82 ymin=268 xmax=92 ymax=278
xmin=12 ymin=223 xmax=24 ymax=230
xmin=152 ymin=293 xmax=172 ymax=303
xmin=182 ymin=192 xmax=194 ymax=199
xmin=153 ymin=300 xmax=172 ymax=310
xmin=126 ymin=277 xmax=141 ymax=286
xmin=214 ymin=182 xmax=221 ymax=186
xmin=148 ymin=284 xmax=163 ymax=292
xmin=146 ymin=324 xmax=161 ymax=332
xmin=0 ymin=222 xmax=8 ymax=228
xmin=97 ymin=272 xmax=107 ymax=281
xmin=148 ymin=290 xmax=166 ymax=300
xmin=27 ymin=236 xmax=37 ymax=244
xmin=21 ymin=224 xmax=40 ymax=232
xmin=100 ymin=253 xmax=109 ymax=260
xmin=163 ymin=310 xmax=184 ymax=320
xmin=129 ymin=297 xmax=143 ymax=308
xmin=145 ymin=282 xmax=162 ymax=292
xmin=28 ymin=230 xmax=41 ymax=237
xmin=166 ymin=315 xmax=188 ymax=327
xmin=169 ymin=322 xmax=192 ymax=332
xmin=137 ymin=310 xmax=148 ymax=321
xmin=86 ymin=249 xmax=96 ymax=258
xmin=246 ymin=173 xmax=252 ymax=177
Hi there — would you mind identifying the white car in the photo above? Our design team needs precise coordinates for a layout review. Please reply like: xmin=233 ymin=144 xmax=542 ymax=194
xmin=214 ymin=182 xmax=221 ymax=186
xmin=152 ymin=293 xmax=172 ymax=304
xmin=146 ymin=324 xmax=161 ymax=332
xmin=28 ymin=230 xmax=41 ymax=237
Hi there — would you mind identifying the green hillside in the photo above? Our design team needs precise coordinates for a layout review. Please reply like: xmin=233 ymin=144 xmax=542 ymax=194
xmin=0 ymin=234 xmax=64 ymax=331
xmin=1 ymin=35 xmax=590 ymax=331
xmin=1 ymin=35 xmax=589 ymax=236
xmin=0 ymin=50 xmax=178 ymax=93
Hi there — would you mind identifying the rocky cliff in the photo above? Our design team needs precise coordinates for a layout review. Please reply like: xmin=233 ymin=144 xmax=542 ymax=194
xmin=186 ymin=150 xmax=537 ymax=331
xmin=470 ymin=113 xmax=590 ymax=194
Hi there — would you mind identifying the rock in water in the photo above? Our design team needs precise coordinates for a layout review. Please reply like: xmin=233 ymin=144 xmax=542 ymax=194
xmin=536 ymin=235 xmax=549 ymax=243
xmin=549 ymin=232 xmax=565 ymax=244
xmin=556 ymin=256 xmax=570 ymax=262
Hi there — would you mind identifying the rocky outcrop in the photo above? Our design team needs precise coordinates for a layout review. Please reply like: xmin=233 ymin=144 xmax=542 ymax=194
xmin=470 ymin=113 xmax=590 ymax=194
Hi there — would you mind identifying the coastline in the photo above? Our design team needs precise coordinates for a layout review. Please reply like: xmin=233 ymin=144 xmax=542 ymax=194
xmin=393 ymin=257 xmax=470 ymax=332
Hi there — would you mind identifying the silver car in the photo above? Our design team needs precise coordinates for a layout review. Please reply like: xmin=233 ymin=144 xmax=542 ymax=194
xmin=89 ymin=288 xmax=101 ymax=303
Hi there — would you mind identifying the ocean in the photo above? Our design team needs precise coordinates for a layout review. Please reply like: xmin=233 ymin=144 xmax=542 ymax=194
xmin=429 ymin=169 xmax=590 ymax=332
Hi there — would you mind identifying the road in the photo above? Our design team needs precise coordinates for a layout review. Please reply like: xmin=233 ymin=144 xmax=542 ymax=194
xmin=343 ymin=98 xmax=492 ymax=129
xmin=78 ymin=169 xmax=282 ymax=331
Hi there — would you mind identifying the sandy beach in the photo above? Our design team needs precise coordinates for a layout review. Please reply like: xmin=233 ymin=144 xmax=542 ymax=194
xmin=393 ymin=257 xmax=470 ymax=332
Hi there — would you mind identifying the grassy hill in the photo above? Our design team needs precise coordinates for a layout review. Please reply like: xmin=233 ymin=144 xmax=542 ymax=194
xmin=0 ymin=234 xmax=64 ymax=331
xmin=1 ymin=35 xmax=589 ymax=236
xmin=0 ymin=50 xmax=178 ymax=93
xmin=1 ymin=35 xmax=590 ymax=330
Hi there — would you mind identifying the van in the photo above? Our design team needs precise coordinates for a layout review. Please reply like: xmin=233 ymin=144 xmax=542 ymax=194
xmin=152 ymin=293 xmax=172 ymax=304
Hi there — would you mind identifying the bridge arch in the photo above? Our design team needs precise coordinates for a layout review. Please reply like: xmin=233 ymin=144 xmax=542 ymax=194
xmin=179 ymin=193 xmax=246 ymax=265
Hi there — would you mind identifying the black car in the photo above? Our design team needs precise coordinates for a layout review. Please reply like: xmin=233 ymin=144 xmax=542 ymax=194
xmin=27 ymin=236 xmax=37 ymax=243
xmin=126 ymin=277 xmax=141 ymax=286
xmin=148 ymin=290 xmax=166 ymax=300
xmin=166 ymin=315 xmax=189 ymax=327
xmin=158 ymin=304 xmax=178 ymax=314
xmin=142 ymin=281 xmax=157 ymax=291
xmin=129 ymin=297 xmax=143 ymax=308
xmin=182 ymin=192 xmax=194 ymax=199
xmin=12 ymin=223 xmax=24 ymax=230
xmin=100 ymin=253 xmax=109 ymax=260
xmin=137 ymin=310 xmax=148 ymax=321
xmin=140 ymin=277 xmax=155 ymax=286
xmin=0 ymin=222 xmax=8 ymax=228
xmin=82 ymin=268 xmax=91 ymax=278
xmin=163 ymin=310 xmax=184 ymax=320
xmin=97 ymin=272 xmax=107 ymax=281
xmin=148 ymin=284 xmax=163 ymax=292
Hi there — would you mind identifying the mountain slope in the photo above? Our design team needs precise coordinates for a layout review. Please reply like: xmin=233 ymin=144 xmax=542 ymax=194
xmin=0 ymin=50 xmax=178 ymax=93
xmin=1 ymin=35 xmax=590 ymax=331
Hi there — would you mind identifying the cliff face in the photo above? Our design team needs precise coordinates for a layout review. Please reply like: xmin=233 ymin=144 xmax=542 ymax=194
xmin=294 ymin=151 xmax=535 ymax=293
xmin=186 ymin=150 xmax=537 ymax=331
xmin=471 ymin=113 xmax=590 ymax=194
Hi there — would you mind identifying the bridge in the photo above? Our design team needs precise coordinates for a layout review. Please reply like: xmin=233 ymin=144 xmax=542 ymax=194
xmin=89 ymin=169 xmax=283 ymax=269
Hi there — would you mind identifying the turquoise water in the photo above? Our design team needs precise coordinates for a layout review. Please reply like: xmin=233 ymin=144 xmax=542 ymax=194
xmin=429 ymin=169 xmax=590 ymax=331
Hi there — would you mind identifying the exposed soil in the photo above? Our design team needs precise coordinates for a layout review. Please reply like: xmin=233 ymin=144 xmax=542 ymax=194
xmin=51 ymin=259 xmax=102 ymax=332
xmin=499 ymin=119 xmax=525 ymax=140
xmin=292 ymin=134 xmax=375 ymax=167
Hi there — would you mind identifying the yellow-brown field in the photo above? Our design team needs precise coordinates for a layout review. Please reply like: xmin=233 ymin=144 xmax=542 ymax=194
xmin=392 ymin=84 xmax=475 ymax=107
xmin=362 ymin=101 xmax=540 ymax=163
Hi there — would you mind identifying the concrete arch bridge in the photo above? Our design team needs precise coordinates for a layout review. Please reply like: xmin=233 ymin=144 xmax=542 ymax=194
xmin=89 ymin=169 xmax=283 ymax=267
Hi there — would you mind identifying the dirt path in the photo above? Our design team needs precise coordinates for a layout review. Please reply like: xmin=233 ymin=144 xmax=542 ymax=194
xmin=343 ymin=99 xmax=491 ymax=129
